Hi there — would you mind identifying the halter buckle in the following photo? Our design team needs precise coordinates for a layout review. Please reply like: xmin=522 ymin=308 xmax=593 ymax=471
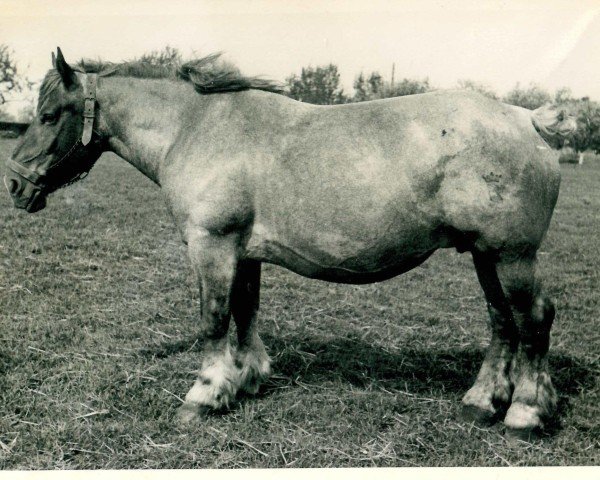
xmin=81 ymin=73 xmax=97 ymax=146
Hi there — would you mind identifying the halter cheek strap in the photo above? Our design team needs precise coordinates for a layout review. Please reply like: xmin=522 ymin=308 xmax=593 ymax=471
xmin=82 ymin=73 xmax=98 ymax=146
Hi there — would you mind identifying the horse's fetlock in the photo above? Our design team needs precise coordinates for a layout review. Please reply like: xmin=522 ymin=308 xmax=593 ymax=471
xmin=236 ymin=344 xmax=271 ymax=395
xmin=200 ymin=320 xmax=230 ymax=341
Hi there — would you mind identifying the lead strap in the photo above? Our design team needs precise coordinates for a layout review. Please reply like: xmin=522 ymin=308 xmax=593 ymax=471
xmin=82 ymin=73 xmax=97 ymax=146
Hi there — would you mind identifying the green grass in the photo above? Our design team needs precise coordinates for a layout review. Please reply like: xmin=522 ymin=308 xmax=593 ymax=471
xmin=0 ymin=139 xmax=598 ymax=468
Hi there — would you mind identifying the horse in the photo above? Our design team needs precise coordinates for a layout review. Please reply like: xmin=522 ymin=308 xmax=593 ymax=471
xmin=5 ymin=48 xmax=575 ymax=438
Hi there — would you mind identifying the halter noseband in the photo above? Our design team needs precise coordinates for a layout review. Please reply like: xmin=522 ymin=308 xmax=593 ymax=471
xmin=6 ymin=73 xmax=99 ymax=193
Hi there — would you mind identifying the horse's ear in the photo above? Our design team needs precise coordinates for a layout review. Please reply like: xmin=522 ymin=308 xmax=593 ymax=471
xmin=55 ymin=47 xmax=77 ymax=89
xmin=51 ymin=51 xmax=56 ymax=68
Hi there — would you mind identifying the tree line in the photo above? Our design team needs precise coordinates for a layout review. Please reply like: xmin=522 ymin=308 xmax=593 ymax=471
xmin=1 ymin=45 xmax=599 ymax=154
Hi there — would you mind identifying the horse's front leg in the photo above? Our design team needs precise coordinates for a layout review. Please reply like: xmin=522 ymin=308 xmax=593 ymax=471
xmin=177 ymin=230 xmax=242 ymax=423
xmin=232 ymin=259 xmax=271 ymax=395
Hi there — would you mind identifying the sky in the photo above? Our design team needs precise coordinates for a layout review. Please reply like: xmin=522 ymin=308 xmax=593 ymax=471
xmin=1 ymin=0 xmax=600 ymax=114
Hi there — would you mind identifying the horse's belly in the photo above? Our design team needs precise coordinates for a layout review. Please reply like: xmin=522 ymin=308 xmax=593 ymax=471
xmin=244 ymin=230 xmax=437 ymax=284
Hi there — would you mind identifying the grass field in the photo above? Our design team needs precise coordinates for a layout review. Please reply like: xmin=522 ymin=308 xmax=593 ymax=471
xmin=0 ymin=138 xmax=598 ymax=468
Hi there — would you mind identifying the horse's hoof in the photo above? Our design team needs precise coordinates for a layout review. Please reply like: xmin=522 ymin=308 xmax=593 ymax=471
xmin=503 ymin=402 xmax=546 ymax=442
xmin=461 ymin=404 xmax=498 ymax=426
xmin=504 ymin=402 xmax=544 ymax=429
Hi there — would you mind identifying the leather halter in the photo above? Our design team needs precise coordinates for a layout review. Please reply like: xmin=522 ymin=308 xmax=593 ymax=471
xmin=6 ymin=73 xmax=99 ymax=191
xmin=82 ymin=73 xmax=97 ymax=146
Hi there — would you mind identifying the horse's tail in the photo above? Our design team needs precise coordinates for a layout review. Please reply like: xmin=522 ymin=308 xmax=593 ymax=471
xmin=531 ymin=104 xmax=577 ymax=147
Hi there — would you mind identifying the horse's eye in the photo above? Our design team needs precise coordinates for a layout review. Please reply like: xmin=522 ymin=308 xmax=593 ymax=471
xmin=40 ymin=113 xmax=58 ymax=125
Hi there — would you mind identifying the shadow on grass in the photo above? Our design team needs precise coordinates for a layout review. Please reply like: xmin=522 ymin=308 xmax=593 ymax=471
xmin=140 ymin=331 xmax=594 ymax=433
xmin=262 ymin=333 xmax=481 ymax=394
xmin=259 ymin=334 xmax=594 ymax=438
xmin=543 ymin=354 xmax=597 ymax=435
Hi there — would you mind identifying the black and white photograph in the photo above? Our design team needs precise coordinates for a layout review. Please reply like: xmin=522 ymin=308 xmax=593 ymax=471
xmin=0 ymin=0 xmax=598 ymax=472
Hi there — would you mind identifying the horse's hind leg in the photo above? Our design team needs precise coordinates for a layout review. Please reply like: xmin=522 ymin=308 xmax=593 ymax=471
xmin=231 ymin=259 xmax=271 ymax=395
xmin=498 ymin=256 xmax=557 ymax=437
xmin=462 ymin=251 xmax=517 ymax=424
xmin=464 ymin=250 xmax=557 ymax=436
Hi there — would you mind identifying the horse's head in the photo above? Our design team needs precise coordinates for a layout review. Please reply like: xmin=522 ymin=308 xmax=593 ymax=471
xmin=4 ymin=48 xmax=105 ymax=213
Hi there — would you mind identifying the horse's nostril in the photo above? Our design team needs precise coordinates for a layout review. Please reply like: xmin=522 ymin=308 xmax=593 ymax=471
xmin=8 ymin=179 xmax=19 ymax=194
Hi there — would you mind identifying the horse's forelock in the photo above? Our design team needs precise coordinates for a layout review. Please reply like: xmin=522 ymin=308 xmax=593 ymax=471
xmin=38 ymin=70 xmax=64 ymax=111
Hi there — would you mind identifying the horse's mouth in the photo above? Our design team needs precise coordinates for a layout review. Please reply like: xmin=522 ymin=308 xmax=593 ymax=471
xmin=24 ymin=193 xmax=47 ymax=213
xmin=4 ymin=175 xmax=47 ymax=213
xmin=11 ymin=193 xmax=46 ymax=213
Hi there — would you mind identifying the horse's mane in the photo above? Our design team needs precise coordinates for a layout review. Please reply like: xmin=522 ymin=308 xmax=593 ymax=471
xmin=51 ymin=53 xmax=283 ymax=95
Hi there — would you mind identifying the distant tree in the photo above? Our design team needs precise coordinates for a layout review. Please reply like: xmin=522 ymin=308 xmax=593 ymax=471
xmin=456 ymin=79 xmax=498 ymax=100
xmin=353 ymin=71 xmax=385 ymax=102
xmin=554 ymin=87 xmax=573 ymax=105
xmin=353 ymin=73 xmax=369 ymax=102
xmin=502 ymin=83 xmax=552 ymax=110
xmin=568 ymin=97 xmax=600 ymax=155
xmin=387 ymin=77 xmax=431 ymax=97
xmin=1 ymin=45 xmax=34 ymax=119
xmin=0 ymin=44 xmax=20 ymax=106
xmin=352 ymin=71 xmax=431 ymax=102
xmin=0 ymin=45 xmax=35 ymax=122
xmin=286 ymin=64 xmax=347 ymax=104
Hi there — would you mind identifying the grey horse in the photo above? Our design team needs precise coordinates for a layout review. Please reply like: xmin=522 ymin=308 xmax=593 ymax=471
xmin=5 ymin=49 xmax=575 ymax=438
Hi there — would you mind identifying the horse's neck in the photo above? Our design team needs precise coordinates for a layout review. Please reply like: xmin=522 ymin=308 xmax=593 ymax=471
xmin=98 ymin=77 xmax=200 ymax=185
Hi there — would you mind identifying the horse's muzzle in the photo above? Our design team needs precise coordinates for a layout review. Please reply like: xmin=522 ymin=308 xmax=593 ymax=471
xmin=4 ymin=173 xmax=47 ymax=213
